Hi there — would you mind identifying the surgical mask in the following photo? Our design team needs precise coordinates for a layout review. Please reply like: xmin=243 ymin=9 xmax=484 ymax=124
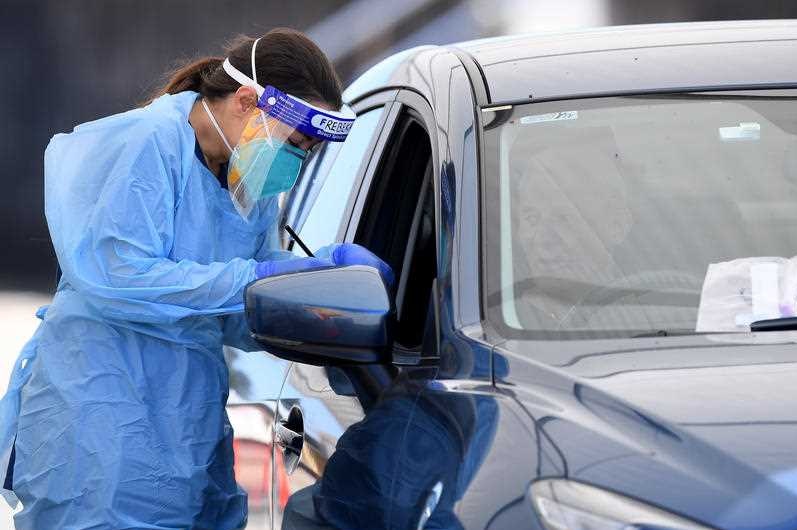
xmin=202 ymin=100 xmax=306 ymax=218
xmin=229 ymin=130 xmax=307 ymax=212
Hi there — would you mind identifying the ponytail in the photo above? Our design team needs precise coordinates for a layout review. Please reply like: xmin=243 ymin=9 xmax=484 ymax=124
xmin=159 ymin=57 xmax=223 ymax=96
xmin=148 ymin=29 xmax=342 ymax=110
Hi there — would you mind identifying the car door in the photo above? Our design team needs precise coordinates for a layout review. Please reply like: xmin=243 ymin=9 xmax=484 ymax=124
xmin=270 ymin=90 xmax=400 ymax=529
xmin=274 ymin=90 xmax=446 ymax=530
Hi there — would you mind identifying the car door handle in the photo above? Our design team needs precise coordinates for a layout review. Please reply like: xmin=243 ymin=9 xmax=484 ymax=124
xmin=275 ymin=406 xmax=304 ymax=475
xmin=275 ymin=422 xmax=303 ymax=455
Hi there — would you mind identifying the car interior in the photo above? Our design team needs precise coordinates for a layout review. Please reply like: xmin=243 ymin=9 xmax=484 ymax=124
xmin=355 ymin=113 xmax=437 ymax=353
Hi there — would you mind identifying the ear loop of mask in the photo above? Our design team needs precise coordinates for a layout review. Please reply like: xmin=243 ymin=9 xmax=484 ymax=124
xmin=201 ymin=99 xmax=234 ymax=154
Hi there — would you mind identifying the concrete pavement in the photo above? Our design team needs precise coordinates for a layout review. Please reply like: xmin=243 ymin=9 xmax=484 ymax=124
xmin=0 ymin=292 xmax=51 ymax=530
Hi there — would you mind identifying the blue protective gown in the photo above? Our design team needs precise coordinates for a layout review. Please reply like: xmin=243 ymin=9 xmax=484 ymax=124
xmin=0 ymin=91 xmax=290 ymax=529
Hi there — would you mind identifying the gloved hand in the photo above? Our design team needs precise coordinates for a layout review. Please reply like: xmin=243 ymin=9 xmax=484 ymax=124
xmin=255 ymin=244 xmax=394 ymax=286
xmin=255 ymin=257 xmax=333 ymax=279
xmin=328 ymin=243 xmax=395 ymax=287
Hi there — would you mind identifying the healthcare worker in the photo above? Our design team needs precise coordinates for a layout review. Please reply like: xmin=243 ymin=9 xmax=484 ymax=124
xmin=0 ymin=28 xmax=393 ymax=530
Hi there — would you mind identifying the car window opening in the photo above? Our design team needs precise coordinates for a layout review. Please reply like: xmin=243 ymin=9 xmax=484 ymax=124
xmin=356 ymin=115 xmax=437 ymax=351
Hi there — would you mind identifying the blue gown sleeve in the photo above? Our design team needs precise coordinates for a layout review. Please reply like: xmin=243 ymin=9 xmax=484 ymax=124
xmin=46 ymin=125 xmax=259 ymax=324
xmin=253 ymin=210 xmax=294 ymax=262
xmin=222 ymin=218 xmax=297 ymax=350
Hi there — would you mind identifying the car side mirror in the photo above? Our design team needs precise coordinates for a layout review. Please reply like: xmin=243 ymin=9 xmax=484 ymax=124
xmin=245 ymin=265 xmax=394 ymax=365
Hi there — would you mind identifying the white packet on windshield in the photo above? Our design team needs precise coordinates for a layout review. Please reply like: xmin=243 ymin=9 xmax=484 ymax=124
xmin=696 ymin=256 xmax=797 ymax=332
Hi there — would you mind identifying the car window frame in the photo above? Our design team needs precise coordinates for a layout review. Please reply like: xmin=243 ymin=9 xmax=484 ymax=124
xmin=281 ymin=89 xmax=400 ymax=249
xmin=342 ymin=89 xmax=442 ymax=358
xmin=344 ymin=90 xmax=440 ymax=252
xmin=327 ymin=90 xmax=401 ymax=244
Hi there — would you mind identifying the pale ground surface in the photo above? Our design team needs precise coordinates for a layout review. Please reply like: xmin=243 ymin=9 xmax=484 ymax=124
xmin=0 ymin=292 xmax=51 ymax=530
xmin=0 ymin=293 xmax=262 ymax=530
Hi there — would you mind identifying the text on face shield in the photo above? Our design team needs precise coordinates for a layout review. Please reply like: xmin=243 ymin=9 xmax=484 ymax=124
xmin=311 ymin=115 xmax=354 ymax=135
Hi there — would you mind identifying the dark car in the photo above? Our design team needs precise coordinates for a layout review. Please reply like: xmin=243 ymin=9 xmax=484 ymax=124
xmin=226 ymin=20 xmax=797 ymax=530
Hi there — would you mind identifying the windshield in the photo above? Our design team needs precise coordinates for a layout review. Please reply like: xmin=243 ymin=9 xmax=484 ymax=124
xmin=483 ymin=91 xmax=797 ymax=339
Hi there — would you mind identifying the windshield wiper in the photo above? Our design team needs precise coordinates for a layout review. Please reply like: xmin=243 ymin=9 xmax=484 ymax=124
xmin=750 ymin=317 xmax=797 ymax=332
xmin=635 ymin=320 xmax=797 ymax=335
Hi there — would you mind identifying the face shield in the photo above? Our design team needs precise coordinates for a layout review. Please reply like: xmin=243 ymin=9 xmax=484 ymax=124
xmin=221 ymin=48 xmax=355 ymax=219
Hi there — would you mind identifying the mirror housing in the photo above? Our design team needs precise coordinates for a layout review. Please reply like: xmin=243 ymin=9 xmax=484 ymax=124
xmin=245 ymin=265 xmax=394 ymax=365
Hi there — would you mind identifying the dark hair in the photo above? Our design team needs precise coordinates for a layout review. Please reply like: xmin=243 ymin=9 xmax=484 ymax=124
xmin=152 ymin=28 xmax=342 ymax=109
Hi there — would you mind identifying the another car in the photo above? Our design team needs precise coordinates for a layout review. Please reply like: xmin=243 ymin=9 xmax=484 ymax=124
xmin=227 ymin=20 xmax=797 ymax=530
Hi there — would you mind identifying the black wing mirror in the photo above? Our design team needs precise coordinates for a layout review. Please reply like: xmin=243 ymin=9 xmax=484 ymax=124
xmin=245 ymin=265 xmax=394 ymax=365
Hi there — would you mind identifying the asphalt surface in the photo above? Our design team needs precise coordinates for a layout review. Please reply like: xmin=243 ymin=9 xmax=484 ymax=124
xmin=0 ymin=292 xmax=51 ymax=530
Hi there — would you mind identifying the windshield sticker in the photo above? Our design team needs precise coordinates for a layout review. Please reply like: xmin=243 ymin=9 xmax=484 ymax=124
xmin=520 ymin=111 xmax=578 ymax=125
xmin=719 ymin=122 xmax=761 ymax=142
xmin=695 ymin=256 xmax=797 ymax=332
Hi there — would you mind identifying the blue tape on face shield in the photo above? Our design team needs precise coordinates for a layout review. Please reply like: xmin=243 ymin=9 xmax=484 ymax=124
xmin=199 ymin=41 xmax=355 ymax=220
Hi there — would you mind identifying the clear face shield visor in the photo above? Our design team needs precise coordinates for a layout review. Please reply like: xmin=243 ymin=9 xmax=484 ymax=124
xmin=222 ymin=58 xmax=355 ymax=219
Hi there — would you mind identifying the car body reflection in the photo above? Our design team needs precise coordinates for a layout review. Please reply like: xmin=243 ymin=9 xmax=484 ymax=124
xmin=279 ymin=371 xmax=498 ymax=530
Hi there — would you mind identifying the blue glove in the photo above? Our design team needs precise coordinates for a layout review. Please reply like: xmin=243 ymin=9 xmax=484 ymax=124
xmin=329 ymin=243 xmax=395 ymax=287
xmin=255 ymin=257 xmax=333 ymax=279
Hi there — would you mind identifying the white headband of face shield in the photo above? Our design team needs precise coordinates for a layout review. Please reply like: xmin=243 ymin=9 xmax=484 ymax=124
xmin=222 ymin=36 xmax=266 ymax=98
xmin=221 ymin=42 xmax=354 ymax=122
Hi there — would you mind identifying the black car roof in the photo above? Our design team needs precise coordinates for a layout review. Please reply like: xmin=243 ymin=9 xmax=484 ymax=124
xmin=453 ymin=20 xmax=797 ymax=104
